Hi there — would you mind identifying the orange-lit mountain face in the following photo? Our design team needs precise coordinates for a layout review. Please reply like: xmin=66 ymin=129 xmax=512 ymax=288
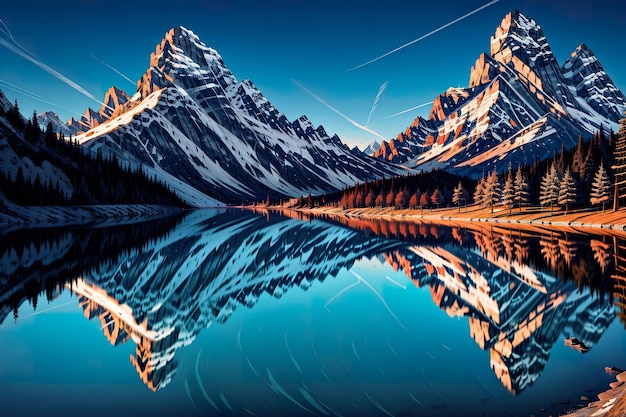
xmin=374 ymin=11 xmax=626 ymax=177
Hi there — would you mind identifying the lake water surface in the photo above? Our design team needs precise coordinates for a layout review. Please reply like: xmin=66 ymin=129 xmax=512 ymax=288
xmin=1 ymin=209 xmax=625 ymax=417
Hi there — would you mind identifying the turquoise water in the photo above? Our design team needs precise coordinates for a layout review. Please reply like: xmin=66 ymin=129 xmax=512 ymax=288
xmin=0 ymin=209 xmax=624 ymax=417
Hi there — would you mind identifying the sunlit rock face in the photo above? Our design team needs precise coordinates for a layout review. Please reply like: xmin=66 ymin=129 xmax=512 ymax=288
xmin=374 ymin=11 xmax=626 ymax=177
xmin=72 ymin=26 xmax=401 ymax=206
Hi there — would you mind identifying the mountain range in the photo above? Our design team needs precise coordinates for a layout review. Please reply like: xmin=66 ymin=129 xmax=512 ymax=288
xmin=373 ymin=11 xmax=626 ymax=176
xmin=61 ymin=27 xmax=402 ymax=206
xmin=4 ymin=10 xmax=620 ymax=207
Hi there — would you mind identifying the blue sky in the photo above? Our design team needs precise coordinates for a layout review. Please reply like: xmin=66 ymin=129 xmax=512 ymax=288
xmin=0 ymin=0 xmax=624 ymax=150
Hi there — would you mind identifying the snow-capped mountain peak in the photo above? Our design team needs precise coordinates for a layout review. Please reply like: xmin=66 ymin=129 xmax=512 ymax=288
xmin=562 ymin=43 xmax=626 ymax=121
xmin=373 ymin=10 xmax=625 ymax=177
xmin=138 ymin=26 xmax=237 ymax=101
xmin=491 ymin=10 xmax=575 ymax=107
xmin=75 ymin=26 xmax=401 ymax=205
xmin=362 ymin=140 xmax=381 ymax=155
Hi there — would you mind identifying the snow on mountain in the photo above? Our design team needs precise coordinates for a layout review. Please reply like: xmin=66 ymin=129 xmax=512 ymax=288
xmin=76 ymin=27 xmax=402 ymax=206
xmin=0 ymin=89 xmax=11 ymax=113
xmin=374 ymin=10 xmax=626 ymax=176
xmin=0 ymin=107 xmax=73 ymax=200
xmin=562 ymin=43 xmax=626 ymax=121
xmin=362 ymin=140 xmax=381 ymax=155
xmin=37 ymin=111 xmax=82 ymax=137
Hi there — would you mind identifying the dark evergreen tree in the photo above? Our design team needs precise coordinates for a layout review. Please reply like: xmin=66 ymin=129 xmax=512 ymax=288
xmin=612 ymin=114 xmax=626 ymax=210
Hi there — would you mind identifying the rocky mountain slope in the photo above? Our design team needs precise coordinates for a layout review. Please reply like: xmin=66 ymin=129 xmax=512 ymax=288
xmin=75 ymin=27 xmax=402 ymax=206
xmin=374 ymin=11 xmax=626 ymax=177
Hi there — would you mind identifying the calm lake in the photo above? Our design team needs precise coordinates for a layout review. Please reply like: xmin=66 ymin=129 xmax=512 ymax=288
xmin=1 ymin=208 xmax=625 ymax=417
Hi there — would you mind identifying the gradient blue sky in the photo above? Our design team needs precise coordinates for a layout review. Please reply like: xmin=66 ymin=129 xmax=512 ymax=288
xmin=1 ymin=0 xmax=624 ymax=150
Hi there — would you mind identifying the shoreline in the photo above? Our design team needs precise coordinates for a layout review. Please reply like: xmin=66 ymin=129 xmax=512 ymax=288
xmin=272 ymin=204 xmax=626 ymax=236
xmin=0 ymin=203 xmax=184 ymax=230
xmin=561 ymin=370 xmax=626 ymax=417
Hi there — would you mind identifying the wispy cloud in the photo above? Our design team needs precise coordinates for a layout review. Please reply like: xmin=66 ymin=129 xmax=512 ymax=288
xmin=347 ymin=0 xmax=500 ymax=71
xmin=90 ymin=54 xmax=136 ymax=86
xmin=292 ymin=79 xmax=386 ymax=141
xmin=366 ymin=81 xmax=388 ymax=126
xmin=386 ymin=100 xmax=434 ymax=118
xmin=0 ymin=20 xmax=110 ymax=111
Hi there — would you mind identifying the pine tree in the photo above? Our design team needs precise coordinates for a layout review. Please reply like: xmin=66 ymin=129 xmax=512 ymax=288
xmin=513 ymin=165 xmax=529 ymax=214
xmin=558 ymin=168 xmax=577 ymax=215
xmin=591 ymin=163 xmax=611 ymax=213
xmin=473 ymin=177 xmax=485 ymax=207
xmin=375 ymin=192 xmax=384 ymax=207
xmin=452 ymin=181 xmax=466 ymax=212
xmin=540 ymin=163 xmax=560 ymax=215
xmin=31 ymin=110 xmax=40 ymax=137
xmin=612 ymin=113 xmax=626 ymax=210
xmin=409 ymin=193 xmax=418 ymax=209
xmin=365 ymin=189 xmax=375 ymax=208
xmin=419 ymin=191 xmax=430 ymax=211
xmin=501 ymin=170 xmax=515 ymax=215
xmin=385 ymin=189 xmax=395 ymax=207
xmin=484 ymin=170 xmax=501 ymax=213
xmin=431 ymin=188 xmax=444 ymax=209
xmin=393 ymin=189 xmax=405 ymax=209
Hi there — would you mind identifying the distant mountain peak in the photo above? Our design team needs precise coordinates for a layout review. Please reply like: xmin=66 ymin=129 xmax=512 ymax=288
xmin=373 ymin=10 xmax=625 ymax=176
xmin=362 ymin=140 xmax=381 ymax=155
xmin=562 ymin=42 xmax=626 ymax=121
xmin=0 ymin=89 xmax=11 ymax=113
xmin=101 ymin=86 xmax=130 ymax=118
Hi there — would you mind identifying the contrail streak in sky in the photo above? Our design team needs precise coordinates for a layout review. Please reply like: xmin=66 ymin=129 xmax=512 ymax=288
xmin=0 ymin=78 xmax=83 ymax=117
xmin=292 ymin=79 xmax=386 ymax=141
xmin=347 ymin=0 xmax=501 ymax=71
xmin=0 ymin=21 xmax=111 ymax=111
xmin=366 ymin=81 xmax=388 ymax=126
xmin=90 ymin=54 xmax=136 ymax=86
xmin=0 ymin=19 xmax=36 ymax=59
xmin=386 ymin=101 xmax=434 ymax=118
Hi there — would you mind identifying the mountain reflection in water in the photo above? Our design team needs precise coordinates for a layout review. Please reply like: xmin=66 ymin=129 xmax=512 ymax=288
xmin=1 ymin=208 xmax=625 ymax=417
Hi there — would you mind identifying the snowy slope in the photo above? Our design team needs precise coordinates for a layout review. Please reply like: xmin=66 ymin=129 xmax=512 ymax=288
xmin=362 ymin=140 xmax=381 ymax=155
xmin=77 ymin=27 xmax=402 ymax=206
xmin=0 ymin=109 xmax=73 ymax=200
xmin=0 ymin=89 xmax=11 ymax=113
xmin=37 ymin=111 xmax=82 ymax=137
xmin=374 ymin=11 xmax=626 ymax=176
